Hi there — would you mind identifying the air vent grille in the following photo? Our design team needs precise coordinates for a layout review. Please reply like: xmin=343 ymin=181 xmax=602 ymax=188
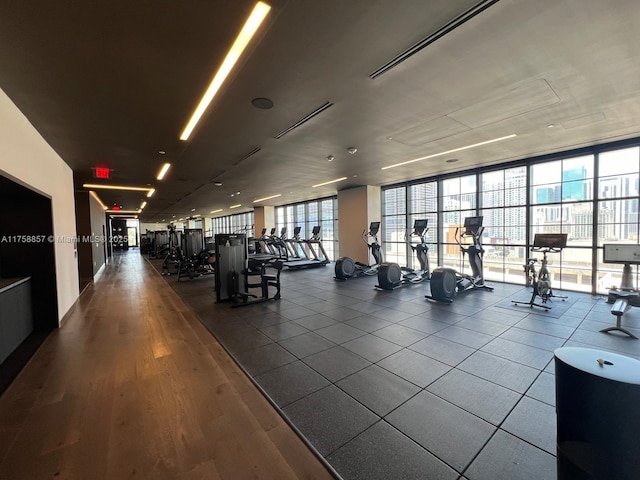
xmin=369 ymin=0 xmax=499 ymax=79
xmin=274 ymin=102 xmax=334 ymax=139
xmin=234 ymin=147 xmax=262 ymax=166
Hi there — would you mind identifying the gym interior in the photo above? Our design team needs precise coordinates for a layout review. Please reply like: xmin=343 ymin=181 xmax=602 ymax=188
xmin=1 ymin=1 xmax=640 ymax=479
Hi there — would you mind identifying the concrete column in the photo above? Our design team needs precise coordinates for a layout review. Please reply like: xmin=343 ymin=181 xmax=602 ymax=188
xmin=253 ymin=206 xmax=275 ymax=236
xmin=337 ymin=185 xmax=381 ymax=262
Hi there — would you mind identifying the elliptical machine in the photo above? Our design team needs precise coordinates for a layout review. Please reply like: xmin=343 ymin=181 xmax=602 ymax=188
xmin=376 ymin=219 xmax=430 ymax=290
xmin=427 ymin=216 xmax=493 ymax=303
xmin=335 ymin=222 xmax=382 ymax=280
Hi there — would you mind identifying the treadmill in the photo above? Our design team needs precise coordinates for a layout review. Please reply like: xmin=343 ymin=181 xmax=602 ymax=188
xmin=283 ymin=226 xmax=330 ymax=269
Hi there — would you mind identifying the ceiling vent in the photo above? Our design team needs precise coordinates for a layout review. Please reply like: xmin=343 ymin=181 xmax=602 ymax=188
xmin=234 ymin=147 xmax=262 ymax=166
xmin=274 ymin=102 xmax=334 ymax=139
xmin=369 ymin=0 xmax=499 ymax=79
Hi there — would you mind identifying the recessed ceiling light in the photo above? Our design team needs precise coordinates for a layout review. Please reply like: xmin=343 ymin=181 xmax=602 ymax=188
xmin=159 ymin=150 xmax=166 ymax=155
xmin=252 ymin=97 xmax=274 ymax=109
xmin=179 ymin=1 xmax=272 ymax=141
xmin=213 ymin=181 xmax=223 ymax=187
xmin=157 ymin=163 xmax=171 ymax=180
xmin=446 ymin=158 xmax=459 ymax=163
xmin=327 ymin=155 xmax=335 ymax=162
xmin=191 ymin=208 xmax=196 ymax=212
xmin=253 ymin=193 xmax=282 ymax=203
xmin=312 ymin=177 xmax=348 ymax=188
xmin=381 ymin=134 xmax=517 ymax=170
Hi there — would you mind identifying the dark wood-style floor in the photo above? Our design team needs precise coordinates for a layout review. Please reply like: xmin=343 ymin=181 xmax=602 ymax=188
xmin=0 ymin=252 xmax=336 ymax=480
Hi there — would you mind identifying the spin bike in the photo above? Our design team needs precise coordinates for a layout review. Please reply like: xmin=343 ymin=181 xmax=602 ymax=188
xmin=427 ymin=216 xmax=493 ymax=303
xmin=335 ymin=222 xmax=382 ymax=280
xmin=511 ymin=233 xmax=567 ymax=311
xmin=376 ymin=219 xmax=430 ymax=290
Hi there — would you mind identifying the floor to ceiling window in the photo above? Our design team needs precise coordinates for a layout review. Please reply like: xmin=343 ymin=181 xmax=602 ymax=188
xmin=381 ymin=138 xmax=640 ymax=295
xmin=275 ymin=197 xmax=338 ymax=261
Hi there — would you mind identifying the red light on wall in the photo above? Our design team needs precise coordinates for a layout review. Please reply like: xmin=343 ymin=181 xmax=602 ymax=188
xmin=94 ymin=167 xmax=111 ymax=179
xmin=112 ymin=205 xmax=121 ymax=211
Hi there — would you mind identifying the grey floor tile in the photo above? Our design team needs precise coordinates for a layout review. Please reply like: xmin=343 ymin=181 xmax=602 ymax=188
xmin=293 ymin=313 xmax=339 ymax=330
xmin=427 ymin=369 xmax=521 ymax=426
xmin=409 ymin=336 xmax=476 ymax=366
xmin=526 ymin=371 xmax=556 ymax=406
xmin=259 ymin=320 xmax=309 ymax=341
xmin=458 ymin=351 xmax=539 ymax=394
xmin=327 ymin=421 xmax=459 ymax=480
xmin=323 ymin=307 xmax=366 ymax=321
xmin=378 ymin=349 xmax=452 ymax=388
xmin=306 ymin=300 xmax=343 ymax=313
xmin=386 ymin=390 xmax=496 ymax=473
xmin=315 ymin=322 xmax=367 ymax=343
xmin=254 ymin=360 xmax=330 ymax=407
xmin=347 ymin=301 xmax=388 ymax=314
xmin=342 ymin=334 xmax=403 ymax=362
xmin=302 ymin=346 xmax=371 ymax=382
xmin=233 ymin=342 xmax=297 ymax=376
xmin=481 ymin=337 xmax=554 ymax=370
xmin=372 ymin=324 xmax=428 ymax=347
xmin=282 ymin=385 xmax=378 ymax=457
xmin=434 ymin=325 xmax=495 ymax=349
xmin=465 ymin=430 xmax=556 ymax=480
xmin=345 ymin=315 xmax=393 ymax=332
xmin=278 ymin=331 xmax=336 ymax=358
xmin=244 ymin=312 xmax=289 ymax=328
xmin=337 ymin=364 xmax=420 ymax=416
xmin=454 ymin=317 xmax=511 ymax=336
xmin=499 ymin=327 xmax=567 ymax=351
xmin=501 ymin=396 xmax=556 ymax=454
xmin=369 ymin=308 xmax=417 ymax=323
xmin=399 ymin=316 xmax=451 ymax=334
xmin=279 ymin=305 xmax=317 ymax=320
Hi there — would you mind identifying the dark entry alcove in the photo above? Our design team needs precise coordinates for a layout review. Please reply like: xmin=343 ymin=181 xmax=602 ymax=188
xmin=0 ymin=174 xmax=59 ymax=394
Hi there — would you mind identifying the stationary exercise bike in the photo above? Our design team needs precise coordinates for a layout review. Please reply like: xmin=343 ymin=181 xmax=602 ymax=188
xmin=335 ymin=222 xmax=382 ymax=280
xmin=511 ymin=233 xmax=567 ymax=311
xmin=601 ymin=243 xmax=640 ymax=339
xmin=427 ymin=216 xmax=493 ymax=303
xmin=376 ymin=219 xmax=430 ymax=290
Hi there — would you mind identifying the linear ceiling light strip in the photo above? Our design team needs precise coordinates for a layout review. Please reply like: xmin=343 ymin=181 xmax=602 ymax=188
xmin=369 ymin=0 xmax=500 ymax=79
xmin=382 ymin=134 xmax=516 ymax=170
xmin=312 ymin=176 xmax=347 ymax=188
xmin=82 ymin=183 xmax=154 ymax=193
xmin=180 ymin=1 xmax=272 ymax=141
xmin=274 ymin=102 xmax=334 ymax=139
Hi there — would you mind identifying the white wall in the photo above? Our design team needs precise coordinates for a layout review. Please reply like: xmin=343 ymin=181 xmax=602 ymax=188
xmin=0 ymin=87 xmax=79 ymax=325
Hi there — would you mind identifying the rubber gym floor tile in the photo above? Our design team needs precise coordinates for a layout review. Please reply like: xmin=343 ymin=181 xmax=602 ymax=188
xmin=277 ymin=332 xmax=336 ymax=358
xmin=426 ymin=369 xmax=521 ymax=426
xmin=214 ymin=327 xmax=274 ymax=354
xmin=368 ymin=308 xmax=416 ymax=323
xmin=454 ymin=317 xmax=511 ymax=336
xmin=278 ymin=305 xmax=318 ymax=320
xmin=282 ymin=385 xmax=378 ymax=457
xmin=398 ymin=316 xmax=451 ymax=335
xmin=259 ymin=321 xmax=310 ymax=341
xmin=473 ymin=307 xmax=526 ymax=325
xmin=386 ymin=390 xmax=496 ymax=473
xmin=464 ymin=430 xmax=556 ymax=480
xmin=501 ymin=396 xmax=556 ymax=455
xmin=314 ymin=323 xmax=367 ymax=344
xmin=480 ymin=337 xmax=555 ymax=370
xmin=377 ymin=349 xmax=451 ymax=388
xmin=457 ymin=351 xmax=539 ymax=394
xmin=232 ymin=342 xmax=297 ymax=376
xmin=292 ymin=313 xmax=339 ymax=330
xmin=336 ymin=364 xmax=420 ymax=416
xmin=322 ymin=307 xmax=366 ymax=322
xmin=525 ymin=371 xmax=555 ymax=406
xmin=371 ymin=324 xmax=427 ymax=347
xmin=244 ymin=312 xmax=290 ymax=329
xmin=344 ymin=315 xmax=393 ymax=333
xmin=434 ymin=325 xmax=495 ymax=349
xmin=514 ymin=316 xmax=577 ymax=339
xmin=302 ymin=346 xmax=371 ymax=382
xmin=346 ymin=301 xmax=388 ymax=314
xmin=408 ymin=335 xmax=475 ymax=366
xmin=340 ymin=334 xmax=403 ymax=363
xmin=305 ymin=301 xmax=344 ymax=313
xmin=499 ymin=327 xmax=566 ymax=351
xmin=327 ymin=420 xmax=459 ymax=480
xmin=253 ymin=360 xmax=330 ymax=408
